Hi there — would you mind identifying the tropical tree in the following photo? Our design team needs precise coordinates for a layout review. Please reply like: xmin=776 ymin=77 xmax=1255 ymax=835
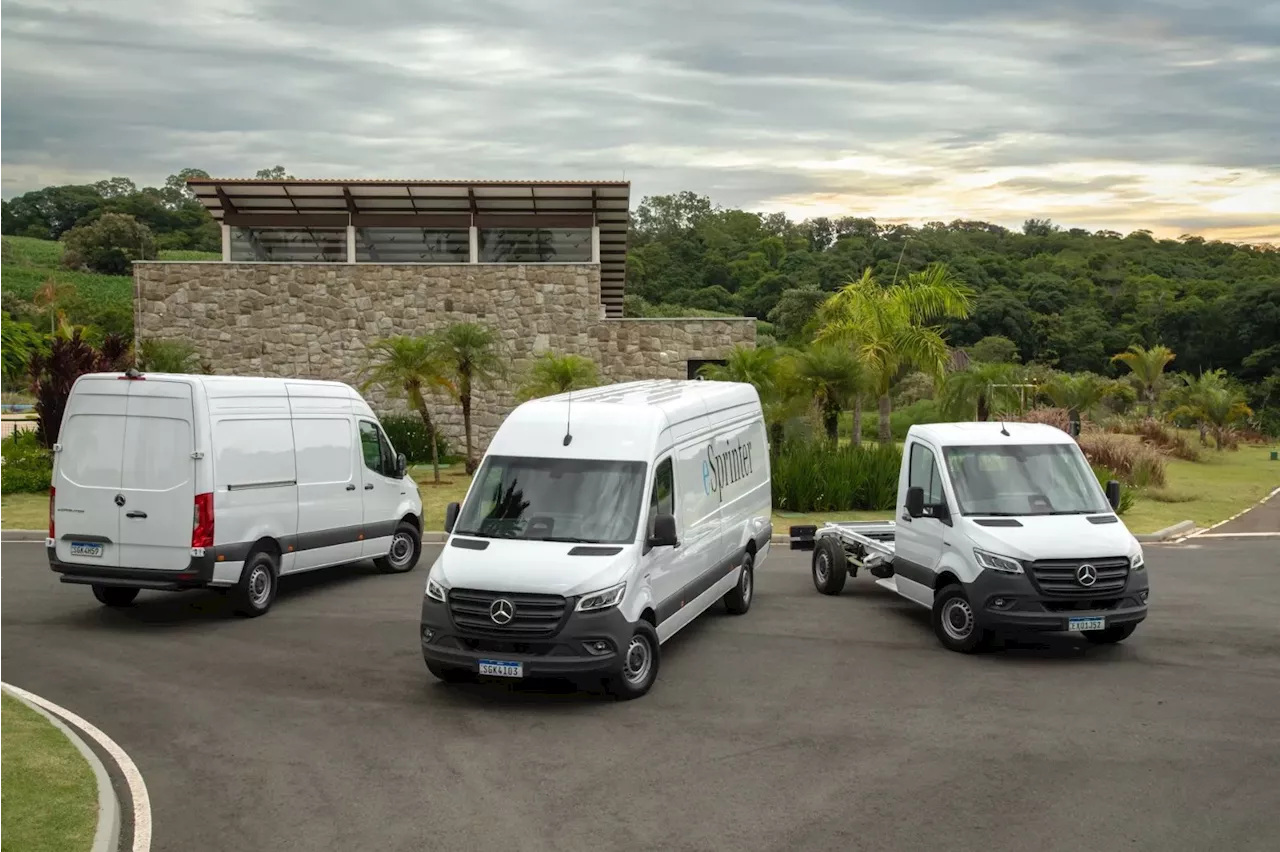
xmin=434 ymin=323 xmax=506 ymax=474
xmin=360 ymin=336 xmax=447 ymax=483
xmin=1167 ymin=370 xmax=1253 ymax=449
xmin=817 ymin=263 xmax=973 ymax=443
xmin=1112 ymin=344 xmax=1176 ymax=416
xmin=517 ymin=352 xmax=600 ymax=401
xmin=791 ymin=344 xmax=866 ymax=441
xmin=939 ymin=362 xmax=1023 ymax=422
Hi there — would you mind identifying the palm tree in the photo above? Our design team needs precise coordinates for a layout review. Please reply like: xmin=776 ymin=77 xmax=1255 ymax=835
xmin=360 ymin=336 xmax=447 ymax=483
xmin=792 ymin=344 xmax=866 ymax=441
xmin=817 ymin=263 xmax=973 ymax=443
xmin=1112 ymin=344 xmax=1176 ymax=416
xmin=434 ymin=323 xmax=505 ymax=474
xmin=939 ymin=362 xmax=1022 ymax=422
xmin=1168 ymin=370 xmax=1252 ymax=449
xmin=517 ymin=352 xmax=600 ymax=401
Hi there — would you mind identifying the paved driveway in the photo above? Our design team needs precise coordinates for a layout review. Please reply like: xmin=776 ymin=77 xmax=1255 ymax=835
xmin=3 ymin=540 xmax=1279 ymax=852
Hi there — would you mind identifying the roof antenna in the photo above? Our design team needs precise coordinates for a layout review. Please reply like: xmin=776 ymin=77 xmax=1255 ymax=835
xmin=563 ymin=388 xmax=574 ymax=446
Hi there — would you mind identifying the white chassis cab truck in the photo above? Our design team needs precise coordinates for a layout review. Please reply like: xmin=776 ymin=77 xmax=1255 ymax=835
xmin=792 ymin=422 xmax=1150 ymax=652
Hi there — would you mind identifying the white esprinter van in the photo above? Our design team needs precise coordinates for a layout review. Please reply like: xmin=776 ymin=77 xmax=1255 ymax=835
xmin=420 ymin=379 xmax=772 ymax=699
xmin=47 ymin=370 xmax=424 ymax=617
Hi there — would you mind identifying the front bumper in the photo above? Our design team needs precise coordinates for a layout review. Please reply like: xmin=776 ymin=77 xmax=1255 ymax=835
xmin=47 ymin=544 xmax=217 ymax=591
xmin=420 ymin=596 xmax=634 ymax=679
xmin=968 ymin=567 xmax=1149 ymax=632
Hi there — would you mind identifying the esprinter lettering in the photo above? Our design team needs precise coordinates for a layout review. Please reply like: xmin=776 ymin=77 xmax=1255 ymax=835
xmin=703 ymin=440 xmax=753 ymax=503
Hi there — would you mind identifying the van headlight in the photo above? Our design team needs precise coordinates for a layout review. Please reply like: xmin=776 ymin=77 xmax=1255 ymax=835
xmin=425 ymin=577 xmax=448 ymax=603
xmin=1130 ymin=552 xmax=1146 ymax=571
xmin=974 ymin=549 xmax=1024 ymax=575
xmin=576 ymin=582 xmax=626 ymax=612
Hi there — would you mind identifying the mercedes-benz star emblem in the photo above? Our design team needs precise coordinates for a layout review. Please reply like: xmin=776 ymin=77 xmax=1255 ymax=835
xmin=489 ymin=598 xmax=516 ymax=625
xmin=114 ymin=494 xmax=126 ymax=507
xmin=1076 ymin=563 xmax=1098 ymax=587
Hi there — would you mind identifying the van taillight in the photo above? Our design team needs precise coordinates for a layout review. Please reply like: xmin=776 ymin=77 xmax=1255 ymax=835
xmin=192 ymin=492 xmax=214 ymax=548
xmin=49 ymin=486 xmax=56 ymax=539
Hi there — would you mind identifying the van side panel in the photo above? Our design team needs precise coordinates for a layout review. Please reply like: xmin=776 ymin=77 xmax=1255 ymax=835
xmin=116 ymin=379 xmax=198 ymax=572
xmin=210 ymin=392 xmax=300 ymax=576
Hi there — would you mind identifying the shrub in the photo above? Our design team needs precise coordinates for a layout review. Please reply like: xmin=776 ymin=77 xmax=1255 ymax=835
xmin=1077 ymin=432 xmax=1167 ymax=488
xmin=1 ymin=429 xmax=52 ymax=493
xmin=379 ymin=413 xmax=450 ymax=464
xmin=771 ymin=441 xmax=901 ymax=512
xmin=1090 ymin=464 xmax=1134 ymax=515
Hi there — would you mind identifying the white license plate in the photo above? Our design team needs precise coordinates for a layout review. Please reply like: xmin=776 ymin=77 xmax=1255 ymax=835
xmin=70 ymin=542 xmax=104 ymax=558
xmin=1069 ymin=616 xmax=1106 ymax=632
xmin=478 ymin=659 xmax=523 ymax=678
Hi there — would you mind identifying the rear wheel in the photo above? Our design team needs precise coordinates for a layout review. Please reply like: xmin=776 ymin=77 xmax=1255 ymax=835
xmin=232 ymin=550 xmax=278 ymax=617
xmin=92 ymin=586 xmax=139 ymax=607
xmin=723 ymin=550 xmax=754 ymax=615
xmin=812 ymin=536 xmax=847 ymax=595
xmin=375 ymin=521 xmax=422 ymax=574
xmin=931 ymin=584 xmax=991 ymax=653
xmin=604 ymin=622 xmax=661 ymax=700
xmin=1082 ymin=624 xmax=1137 ymax=645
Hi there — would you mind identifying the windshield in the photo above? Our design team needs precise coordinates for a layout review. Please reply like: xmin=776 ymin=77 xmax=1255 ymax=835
xmin=454 ymin=455 xmax=647 ymax=544
xmin=942 ymin=443 xmax=1109 ymax=516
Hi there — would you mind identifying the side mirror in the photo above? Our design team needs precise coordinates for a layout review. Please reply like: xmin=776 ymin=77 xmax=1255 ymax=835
xmin=648 ymin=513 xmax=679 ymax=548
xmin=444 ymin=502 xmax=460 ymax=534
xmin=1106 ymin=479 xmax=1122 ymax=512
xmin=396 ymin=452 xmax=407 ymax=478
xmin=905 ymin=486 xmax=925 ymax=519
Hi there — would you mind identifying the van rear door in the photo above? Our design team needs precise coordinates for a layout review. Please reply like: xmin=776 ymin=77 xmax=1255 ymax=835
xmin=53 ymin=377 xmax=128 ymax=568
xmin=116 ymin=379 xmax=197 ymax=571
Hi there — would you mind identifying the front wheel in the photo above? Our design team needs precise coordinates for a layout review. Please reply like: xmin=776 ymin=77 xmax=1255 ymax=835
xmin=92 ymin=586 xmax=139 ymax=607
xmin=723 ymin=550 xmax=754 ymax=615
xmin=812 ymin=536 xmax=847 ymax=595
xmin=1082 ymin=624 xmax=1137 ymax=645
xmin=375 ymin=522 xmax=422 ymax=574
xmin=931 ymin=584 xmax=991 ymax=653
xmin=604 ymin=622 xmax=661 ymax=700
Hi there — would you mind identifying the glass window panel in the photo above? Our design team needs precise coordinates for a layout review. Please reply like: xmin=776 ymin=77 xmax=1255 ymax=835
xmin=230 ymin=227 xmax=347 ymax=263
xmin=479 ymin=228 xmax=592 ymax=263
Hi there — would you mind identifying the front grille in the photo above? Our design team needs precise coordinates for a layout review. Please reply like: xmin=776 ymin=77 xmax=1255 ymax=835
xmin=447 ymin=588 xmax=568 ymax=637
xmin=1028 ymin=557 xmax=1130 ymax=597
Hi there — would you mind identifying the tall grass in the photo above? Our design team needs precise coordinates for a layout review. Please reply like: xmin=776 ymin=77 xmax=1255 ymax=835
xmin=771 ymin=441 xmax=901 ymax=512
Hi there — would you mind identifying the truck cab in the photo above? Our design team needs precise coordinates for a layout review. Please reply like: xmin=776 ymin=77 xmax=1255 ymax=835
xmin=800 ymin=422 xmax=1149 ymax=652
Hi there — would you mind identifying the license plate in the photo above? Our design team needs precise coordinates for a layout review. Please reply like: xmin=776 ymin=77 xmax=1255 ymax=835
xmin=478 ymin=659 xmax=523 ymax=678
xmin=1069 ymin=616 xmax=1106 ymax=632
xmin=69 ymin=542 xmax=103 ymax=558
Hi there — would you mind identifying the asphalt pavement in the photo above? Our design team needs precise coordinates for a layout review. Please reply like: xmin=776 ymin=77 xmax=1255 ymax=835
xmin=3 ymin=540 xmax=1279 ymax=852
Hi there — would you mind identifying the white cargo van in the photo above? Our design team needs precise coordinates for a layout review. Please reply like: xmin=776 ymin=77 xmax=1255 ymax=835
xmin=419 ymin=379 xmax=772 ymax=699
xmin=48 ymin=371 xmax=425 ymax=616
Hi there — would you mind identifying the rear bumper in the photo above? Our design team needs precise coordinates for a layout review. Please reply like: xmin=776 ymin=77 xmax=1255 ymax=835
xmin=420 ymin=597 xmax=634 ymax=680
xmin=970 ymin=568 xmax=1149 ymax=633
xmin=48 ymin=545 xmax=217 ymax=591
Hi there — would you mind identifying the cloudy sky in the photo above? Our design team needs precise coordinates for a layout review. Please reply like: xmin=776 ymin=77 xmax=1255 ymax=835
xmin=3 ymin=0 xmax=1278 ymax=241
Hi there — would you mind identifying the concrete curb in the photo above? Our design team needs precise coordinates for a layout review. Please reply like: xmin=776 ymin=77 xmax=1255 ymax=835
xmin=1 ymin=529 xmax=47 ymax=541
xmin=2 ymin=684 xmax=121 ymax=852
xmin=1135 ymin=520 xmax=1196 ymax=543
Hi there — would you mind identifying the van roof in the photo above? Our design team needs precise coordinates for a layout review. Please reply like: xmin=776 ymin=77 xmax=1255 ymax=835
xmin=909 ymin=421 xmax=1077 ymax=448
xmin=489 ymin=380 xmax=762 ymax=461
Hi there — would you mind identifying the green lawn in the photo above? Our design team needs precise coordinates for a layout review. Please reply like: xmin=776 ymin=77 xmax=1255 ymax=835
xmin=1 ymin=693 xmax=97 ymax=852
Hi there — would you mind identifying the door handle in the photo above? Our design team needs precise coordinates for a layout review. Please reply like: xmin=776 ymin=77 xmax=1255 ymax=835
xmin=126 ymin=511 xmax=148 ymax=519
xmin=364 ymin=484 xmax=374 ymax=490
xmin=346 ymin=484 xmax=356 ymax=491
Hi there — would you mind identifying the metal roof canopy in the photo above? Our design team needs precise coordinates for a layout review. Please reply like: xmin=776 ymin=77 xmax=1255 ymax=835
xmin=189 ymin=178 xmax=631 ymax=316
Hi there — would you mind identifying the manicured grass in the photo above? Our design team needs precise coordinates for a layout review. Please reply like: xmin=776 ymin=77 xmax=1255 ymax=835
xmin=1124 ymin=443 xmax=1280 ymax=533
xmin=1 ymin=693 xmax=97 ymax=852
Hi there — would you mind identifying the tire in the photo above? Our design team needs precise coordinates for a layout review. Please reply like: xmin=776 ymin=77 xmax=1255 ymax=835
xmin=812 ymin=536 xmax=847 ymax=595
xmin=931 ymin=584 xmax=991 ymax=653
xmin=604 ymin=621 xmax=661 ymax=700
xmin=232 ymin=550 xmax=278 ymax=618
xmin=426 ymin=661 xmax=475 ymax=684
xmin=1082 ymin=623 xmax=1137 ymax=645
xmin=92 ymin=586 xmax=139 ymax=607
xmin=375 ymin=521 xmax=422 ymax=574
xmin=723 ymin=549 xmax=754 ymax=615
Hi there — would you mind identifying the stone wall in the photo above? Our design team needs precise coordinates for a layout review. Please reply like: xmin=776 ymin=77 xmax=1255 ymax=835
xmin=135 ymin=262 xmax=754 ymax=456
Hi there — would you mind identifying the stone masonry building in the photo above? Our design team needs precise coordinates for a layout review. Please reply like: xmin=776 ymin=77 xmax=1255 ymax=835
xmin=136 ymin=178 xmax=754 ymax=453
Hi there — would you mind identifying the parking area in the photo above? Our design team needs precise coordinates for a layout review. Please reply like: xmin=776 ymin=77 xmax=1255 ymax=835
xmin=3 ymin=539 xmax=1279 ymax=852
